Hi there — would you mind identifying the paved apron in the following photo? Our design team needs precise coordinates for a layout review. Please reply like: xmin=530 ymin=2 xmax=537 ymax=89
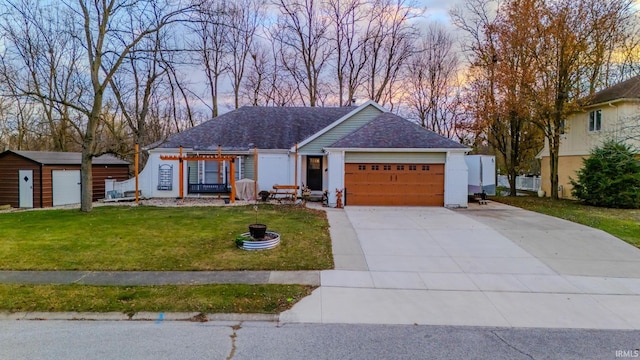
xmin=281 ymin=203 xmax=640 ymax=329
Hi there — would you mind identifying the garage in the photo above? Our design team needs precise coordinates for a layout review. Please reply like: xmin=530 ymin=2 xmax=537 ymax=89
xmin=52 ymin=170 xmax=81 ymax=206
xmin=345 ymin=163 xmax=445 ymax=206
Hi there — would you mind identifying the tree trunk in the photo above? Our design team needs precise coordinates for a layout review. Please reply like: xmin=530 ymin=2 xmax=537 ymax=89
xmin=549 ymin=133 xmax=560 ymax=200
xmin=80 ymin=148 xmax=93 ymax=212
xmin=508 ymin=168 xmax=517 ymax=197
xmin=80 ymin=96 xmax=102 ymax=212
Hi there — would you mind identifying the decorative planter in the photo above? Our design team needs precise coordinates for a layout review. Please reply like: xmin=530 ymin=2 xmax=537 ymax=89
xmin=248 ymin=223 xmax=267 ymax=239
xmin=237 ymin=231 xmax=280 ymax=251
xmin=537 ymin=189 xmax=545 ymax=198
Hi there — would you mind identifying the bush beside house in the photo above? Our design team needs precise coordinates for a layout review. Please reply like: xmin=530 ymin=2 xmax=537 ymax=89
xmin=570 ymin=140 xmax=640 ymax=208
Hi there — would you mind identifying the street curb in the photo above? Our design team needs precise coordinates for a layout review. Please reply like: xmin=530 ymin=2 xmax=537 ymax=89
xmin=0 ymin=312 xmax=280 ymax=322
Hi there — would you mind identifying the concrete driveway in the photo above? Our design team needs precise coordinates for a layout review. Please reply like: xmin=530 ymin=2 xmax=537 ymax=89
xmin=281 ymin=203 xmax=640 ymax=329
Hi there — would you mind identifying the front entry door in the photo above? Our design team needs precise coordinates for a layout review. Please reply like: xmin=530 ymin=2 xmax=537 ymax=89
xmin=306 ymin=156 xmax=323 ymax=191
xmin=19 ymin=170 xmax=33 ymax=208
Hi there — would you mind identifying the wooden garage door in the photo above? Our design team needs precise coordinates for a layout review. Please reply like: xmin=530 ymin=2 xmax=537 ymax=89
xmin=345 ymin=163 xmax=444 ymax=206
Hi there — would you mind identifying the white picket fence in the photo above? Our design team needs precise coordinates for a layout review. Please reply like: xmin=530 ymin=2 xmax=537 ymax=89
xmin=497 ymin=175 xmax=541 ymax=191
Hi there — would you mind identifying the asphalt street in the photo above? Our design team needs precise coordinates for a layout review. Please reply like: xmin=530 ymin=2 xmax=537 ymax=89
xmin=0 ymin=321 xmax=637 ymax=360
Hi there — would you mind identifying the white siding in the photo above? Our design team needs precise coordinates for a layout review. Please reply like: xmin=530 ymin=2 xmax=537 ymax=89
xmin=444 ymin=152 xmax=468 ymax=208
xmin=258 ymin=153 xmax=291 ymax=190
xmin=326 ymin=150 xmax=345 ymax=207
xmin=138 ymin=151 xmax=181 ymax=198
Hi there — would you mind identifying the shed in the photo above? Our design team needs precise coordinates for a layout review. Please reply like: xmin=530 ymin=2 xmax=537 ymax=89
xmin=0 ymin=150 xmax=130 ymax=208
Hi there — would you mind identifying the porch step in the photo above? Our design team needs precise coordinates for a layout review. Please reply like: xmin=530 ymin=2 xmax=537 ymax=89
xmin=308 ymin=190 xmax=325 ymax=202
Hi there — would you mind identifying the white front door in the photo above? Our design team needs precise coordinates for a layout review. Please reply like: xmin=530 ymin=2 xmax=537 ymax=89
xmin=52 ymin=170 xmax=81 ymax=206
xmin=19 ymin=170 xmax=33 ymax=208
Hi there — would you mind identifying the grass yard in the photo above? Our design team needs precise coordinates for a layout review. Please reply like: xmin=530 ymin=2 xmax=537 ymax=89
xmin=494 ymin=196 xmax=640 ymax=248
xmin=0 ymin=204 xmax=333 ymax=271
xmin=0 ymin=283 xmax=315 ymax=314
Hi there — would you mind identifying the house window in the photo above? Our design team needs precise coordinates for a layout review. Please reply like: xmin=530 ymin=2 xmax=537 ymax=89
xmin=371 ymin=165 xmax=379 ymax=170
xmin=396 ymin=165 xmax=405 ymax=171
xmin=589 ymin=110 xmax=602 ymax=132
xmin=383 ymin=165 xmax=391 ymax=171
xmin=358 ymin=165 xmax=366 ymax=170
xmin=409 ymin=165 xmax=417 ymax=171
xmin=422 ymin=165 xmax=430 ymax=171
xmin=308 ymin=157 xmax=321 ymax=170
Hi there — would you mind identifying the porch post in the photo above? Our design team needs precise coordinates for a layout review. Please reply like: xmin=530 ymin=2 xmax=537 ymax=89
xmin=178 ymin=146 xmax=184 ymax=199
xmin=294 ymin=143 xmax=299 ymax=197
xmin=230 ymin=158 xmax=236 ymax=204
xmin=135 ymin=143 xmax=139 ymax=204
xmin=254 ymin=146 xmax=258 ymax=200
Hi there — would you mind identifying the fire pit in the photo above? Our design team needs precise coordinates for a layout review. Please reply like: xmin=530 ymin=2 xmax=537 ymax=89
xmin=236 ymin=231 xmax=280 ymax=251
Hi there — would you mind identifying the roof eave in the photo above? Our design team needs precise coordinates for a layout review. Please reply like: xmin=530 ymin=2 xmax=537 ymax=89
xmin=324 ymin=147 xmax=471 ymax=153
xmin=581 ymin=97 xmax=640 ymax=110
xmin=2 ymin=150 xmax=40 ymax=164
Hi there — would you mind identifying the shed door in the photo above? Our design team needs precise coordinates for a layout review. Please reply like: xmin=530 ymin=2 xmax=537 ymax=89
xmin=52 ymin=170 xmax=81 ymax=206
xmin=19 ymin=170 xmax=33 ymax=208
xmin=344 ymin=163 xmax=444 ymax=206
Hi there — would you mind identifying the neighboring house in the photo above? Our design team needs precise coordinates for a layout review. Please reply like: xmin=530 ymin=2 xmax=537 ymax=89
xmin=538 ymin=75 xmax=640 ymax=198
xmin=134 ymin=100 xmax=470 ymax=207
xmin=0 ymin=150 xmax=130 ymax=208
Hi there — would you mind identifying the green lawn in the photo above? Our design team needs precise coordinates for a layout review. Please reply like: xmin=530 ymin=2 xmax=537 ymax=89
xmin=493 ymin=196 xmax=640 ymax=248
xmin=0 ymin=204 xmax=333 ymax=271
xmin=0 ymin=284 xmax=315 ymax=314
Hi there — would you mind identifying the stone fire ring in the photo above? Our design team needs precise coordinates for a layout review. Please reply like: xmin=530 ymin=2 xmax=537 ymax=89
xmin=238 ymin=231 xmax=280 ymax=251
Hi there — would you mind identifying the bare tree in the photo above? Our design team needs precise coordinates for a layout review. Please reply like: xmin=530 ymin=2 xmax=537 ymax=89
xmin=581 ymin=0 xmax=635 ymax=94
xmin=0 ymin=1 xmax=84 ymax=152
xmin=108 ymin=30 xmax=168 ymax=156
xmin=224 ymin=0 xmax=265 ymax=109
xmin=193 ymin=0 xmax=229 ymax=117
xmin=243 ymin=42 xmax=270 ymax=106
xmin=273 ymin=0 xmax=331 ymax=107
xmin=363 ymin=0 xmax=420 ymax=106
xmin=405 ymin=23 xmax=460 ymax=137
xmin=617 ymin=19 xmax=640 ymax=80
xmin=327 ymin=0 xmax=367 ymax=106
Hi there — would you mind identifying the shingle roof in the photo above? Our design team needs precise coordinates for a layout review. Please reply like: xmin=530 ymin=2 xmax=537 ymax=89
xmin=329 ymin=113 xmax=468 ymax=149
xmin=155 ymin=106 xmax=357 ymax=151
xmin=583 ymin=75 xmax=640 ymax=106
xmin=6 ymin=150 xmax=129 ymax=165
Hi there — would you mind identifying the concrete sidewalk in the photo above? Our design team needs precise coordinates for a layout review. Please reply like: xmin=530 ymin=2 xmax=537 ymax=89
xmin=0 ymin=270 xmax=320 ymax=286
xmin=281 ymin=203 xmax=640 ymax=329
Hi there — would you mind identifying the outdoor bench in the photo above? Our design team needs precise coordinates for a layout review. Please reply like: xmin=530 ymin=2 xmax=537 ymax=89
xmin=269 ymin=185 xmax=299 ymax=201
